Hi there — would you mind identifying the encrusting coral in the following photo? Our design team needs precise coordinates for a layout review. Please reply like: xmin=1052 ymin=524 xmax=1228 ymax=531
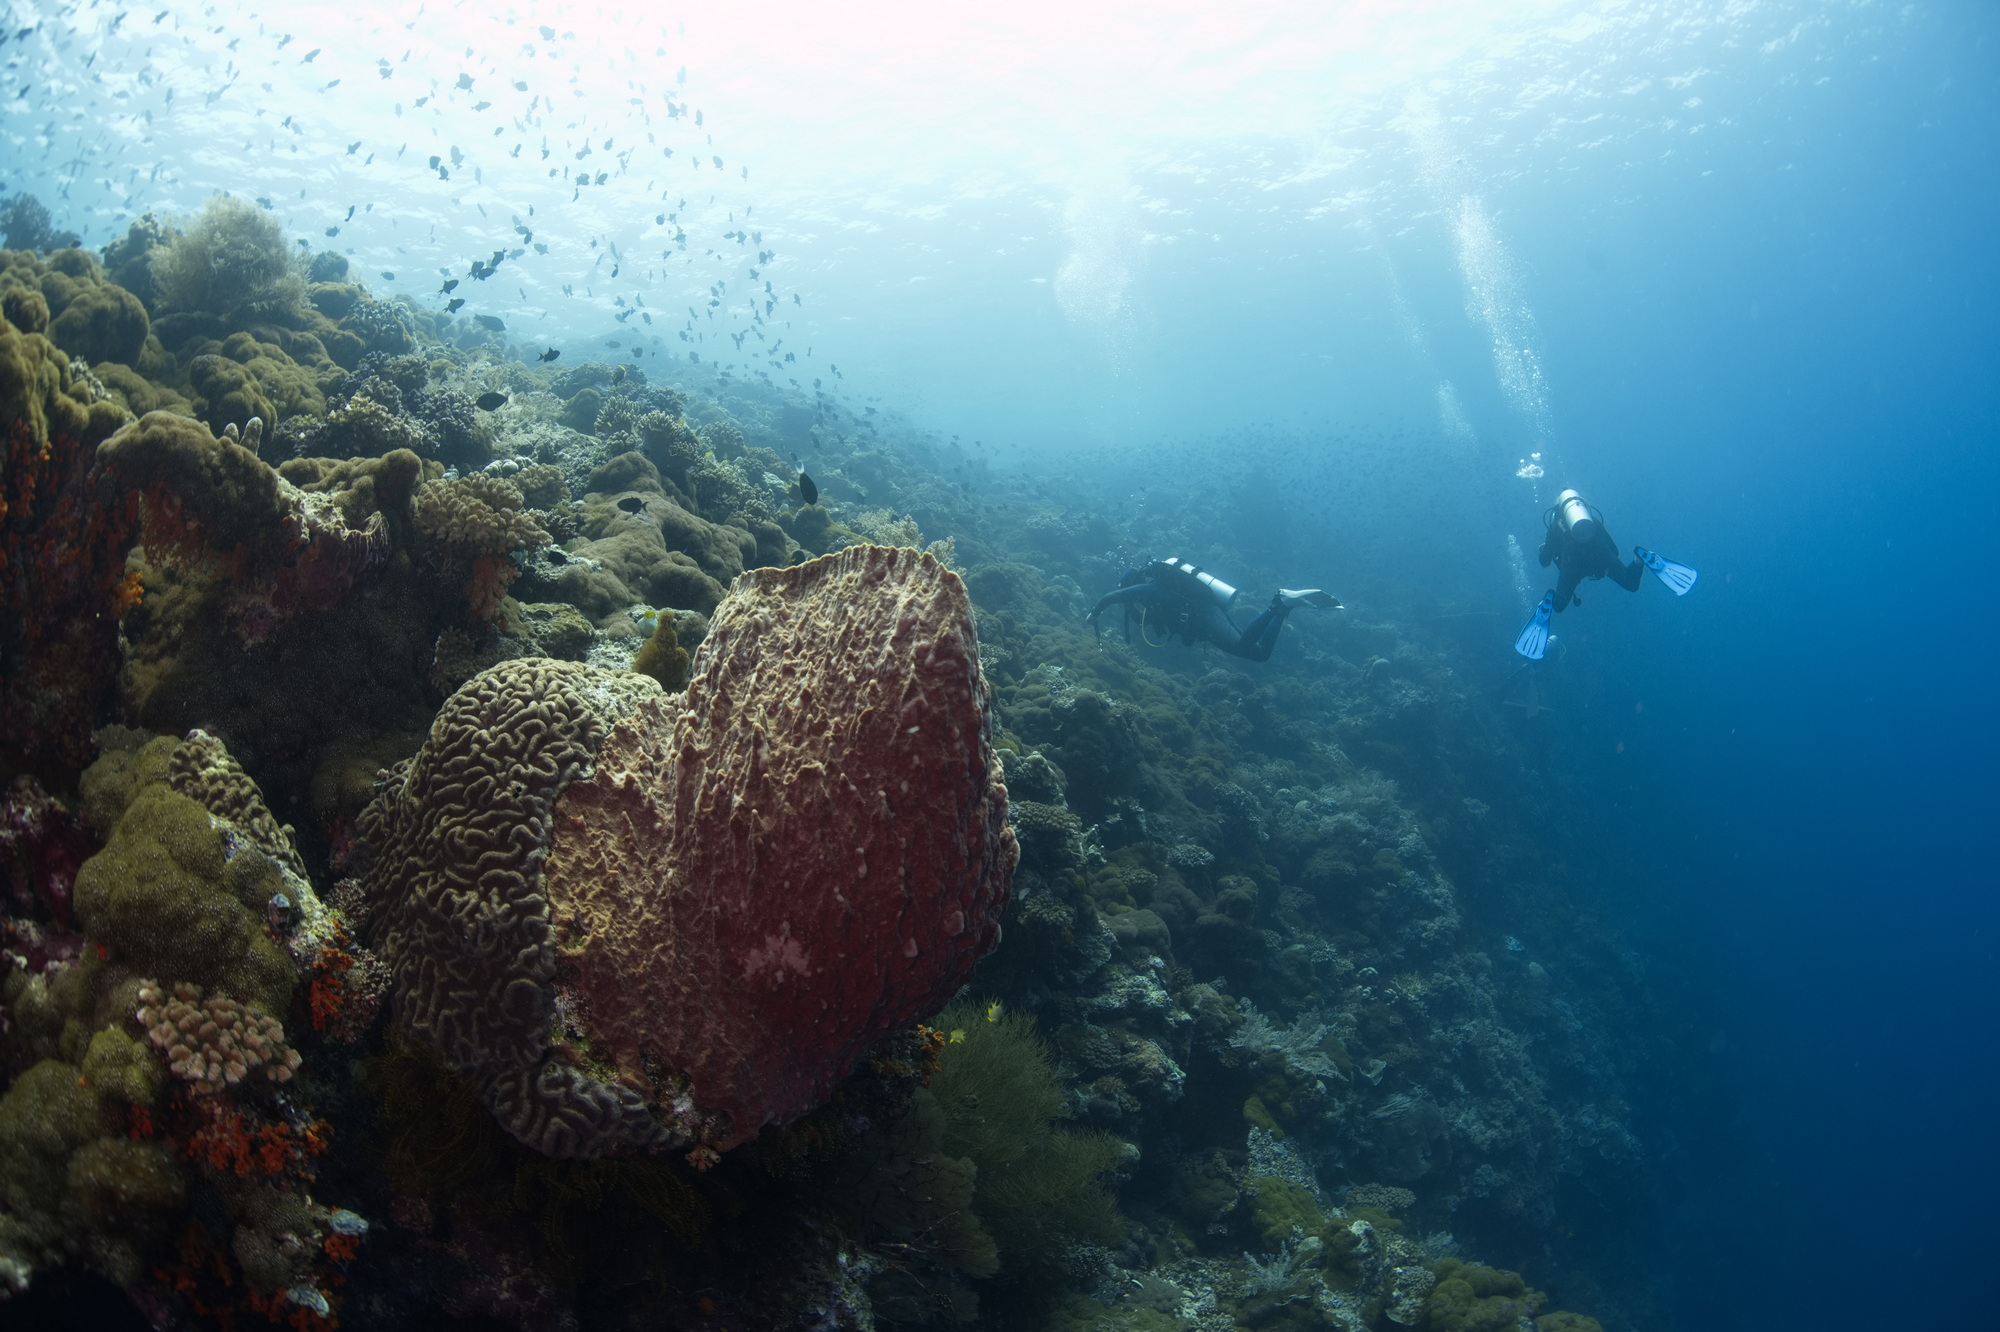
xmin=0 ymin=301 xmax=140 ymax=784
xmin=355 ymin=545 xmax=1017 ymax=1162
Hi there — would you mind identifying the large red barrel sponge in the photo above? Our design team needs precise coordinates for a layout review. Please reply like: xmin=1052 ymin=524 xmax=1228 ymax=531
xmin=547 ymin=544 xmax=1016 ymax=1154
xmin=356 ymin=545 xmax=1015 ymax=1162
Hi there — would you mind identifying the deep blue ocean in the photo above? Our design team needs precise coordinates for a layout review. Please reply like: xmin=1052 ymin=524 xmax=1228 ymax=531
xmin=3 ymin=1 xmax=1995 ymax=1328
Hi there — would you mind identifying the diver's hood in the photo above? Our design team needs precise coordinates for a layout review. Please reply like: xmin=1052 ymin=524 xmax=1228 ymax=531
xmin=1554 ymin=489 xmax=1599 ymax=544
xmin=1154 ymin=557 xmax=1237 ymax=610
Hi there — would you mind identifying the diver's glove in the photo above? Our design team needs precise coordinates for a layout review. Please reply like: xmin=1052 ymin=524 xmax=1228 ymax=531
xmin=1515 ymin=592 xmax=1555 ymax=660
xmin=1276 ymin=588 xmax=1340 ymax=610
xmin=1634 ymin=547 xmax=1698 ymax=595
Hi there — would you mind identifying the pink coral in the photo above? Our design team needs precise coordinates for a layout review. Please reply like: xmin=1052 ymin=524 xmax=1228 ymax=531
xmin=0 ymin=774 xmax=93 ymax=927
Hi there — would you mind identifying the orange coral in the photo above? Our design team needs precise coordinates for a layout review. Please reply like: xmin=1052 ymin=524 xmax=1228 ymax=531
xmin=307 ymin=933 xmax=355 ymax=1033
xmin=464 ymin=552 xmax=516 ymax=622
xmin=183 ymin=1101 xmax=331 ymax=1178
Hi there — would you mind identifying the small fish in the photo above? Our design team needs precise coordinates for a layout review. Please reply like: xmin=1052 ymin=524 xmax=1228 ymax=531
xmin=984 ymin=999 xmax=1003 ymax=1023
xmin=538 ymin=348 xmax=560 ymax=362
xmin=948 ymin=1029 xmax=965 ymax=1045
xmin=379 ymin=270 xmax=394 ymax=281
xmin=616 ymin=496 xmax=647 ymax=514
xmin=444 ymin=297 xmax=464 ymax=313
xmin=474 ymin=314 xmax=505 ymax=331
xmin=439 ymin=278 xmax=458 ymax=293
xmin=797 ymin=472 xmax=818 ymax=506
xmin=611 ymin=365 xmax=627 ymax=385
xmin=474 ymin=391 xmax=507 ymax=411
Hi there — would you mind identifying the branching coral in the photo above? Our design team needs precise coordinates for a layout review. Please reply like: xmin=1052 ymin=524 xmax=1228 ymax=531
xmin=136 ymin=980 xmax=302 ymax=1095
xmin=0 ymin=192 xmax=78 ymax=252
xmin=149 ymin=195 xmax=304 ymax=319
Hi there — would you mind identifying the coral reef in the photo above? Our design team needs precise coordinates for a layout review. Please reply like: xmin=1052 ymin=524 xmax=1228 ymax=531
xmin=0 ymin=199 xmax=1655 ymax=1329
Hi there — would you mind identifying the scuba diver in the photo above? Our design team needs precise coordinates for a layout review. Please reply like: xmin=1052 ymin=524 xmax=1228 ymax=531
xmin=1515 ymin=488 xmax=1698 ymax=659
xmin=1089 ymin=557 xmax=1339 ymax=663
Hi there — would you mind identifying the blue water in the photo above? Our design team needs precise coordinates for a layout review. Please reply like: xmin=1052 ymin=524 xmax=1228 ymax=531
xmin=7 ymin=0 xmax=1998 ymax=1325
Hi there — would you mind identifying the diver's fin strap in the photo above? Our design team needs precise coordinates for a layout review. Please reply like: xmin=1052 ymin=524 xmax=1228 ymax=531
xmin=1277 ymin=588 xmax=1340 ymax=610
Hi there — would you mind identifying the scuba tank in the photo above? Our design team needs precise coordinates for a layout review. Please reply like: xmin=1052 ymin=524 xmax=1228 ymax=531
xmin=1153 ymin=556 xmax=1237 ymax=610
xmin=1552 ymin=490 xmax=1601 ymax=545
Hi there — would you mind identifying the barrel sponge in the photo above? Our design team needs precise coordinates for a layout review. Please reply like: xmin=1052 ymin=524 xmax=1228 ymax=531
xmin=356 ymin=546 xmax=1016 ymax=1160
xmin=542 ymin=545 xmax=1015 ymax=1151
xmin=354 ymin=658 xmax=669 ymax=1160
xmin=70 ymin=773 xmax=294 ymax=1015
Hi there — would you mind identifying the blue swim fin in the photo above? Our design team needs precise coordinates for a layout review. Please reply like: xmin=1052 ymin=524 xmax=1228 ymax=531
xmin=1635 ymin=547 xmax=1697 ymax=595
xmin=1515 ymin=592 xmax=1554 ymax=660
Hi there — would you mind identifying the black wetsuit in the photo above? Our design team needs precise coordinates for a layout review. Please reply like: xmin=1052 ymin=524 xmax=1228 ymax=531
xmin=1540 ymin=514 xmax=1642 ymax=611
xmin=1088 ymin=567 xmax=1295 ymax=662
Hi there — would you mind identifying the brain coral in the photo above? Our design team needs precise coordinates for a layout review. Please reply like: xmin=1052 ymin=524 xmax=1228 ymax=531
xmin=356 ymin=545 xmax=1016 ymax=1160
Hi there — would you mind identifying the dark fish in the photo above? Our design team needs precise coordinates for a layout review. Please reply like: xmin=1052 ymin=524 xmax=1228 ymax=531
xmin=611 ymin=365 xmax=626 ymax=385
xmin=475 ymin=314 xmax=506 ymax=331
xmin=379 ymin=271 xmax=394 ymax=281
xmin=474 ymin=391 xmax=508 ymax=411
xmin=538 ymin=348 xmax=561 ymax=362
xmin=440 ymin=278 xmax=458 ymax=293
xmin=444 ymin=297 xmax=464 ymax=313
xmin=616 ymin=496 xmax=646 ymax=514
xmin=798 ymin=472 xmax=818 ymax=506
